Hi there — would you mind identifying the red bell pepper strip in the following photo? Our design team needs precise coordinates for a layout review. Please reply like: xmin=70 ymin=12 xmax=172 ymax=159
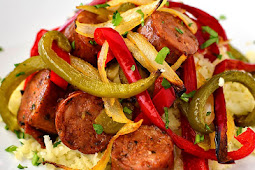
xmin=134 ymin=112 xmax=152 ymax=125
xmin=94 ymin=28 xmax=255 ymax=162
xmin=97 ymin=49 xmax=115 ymax=66
xmin=182 ymin=56 xmax=209 ymax=169
xmin=89 ymin=0 xmax=108 ymax=6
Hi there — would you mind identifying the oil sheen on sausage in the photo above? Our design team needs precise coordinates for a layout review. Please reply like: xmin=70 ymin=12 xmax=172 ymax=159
xmin=55 ymin=91 xmax=112 ymax=154
xmin=63 ymin=11 xmax=102 ymax=66
xmin=111 ymin=125 xmax=174 ymax=169
xmin=138 ymin=11 xmax=199 ymax=64
xmin=17 ymin=69 xmax=65 ymax=134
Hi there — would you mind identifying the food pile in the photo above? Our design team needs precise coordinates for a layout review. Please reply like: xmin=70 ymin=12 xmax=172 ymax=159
xmin=1 ymin=0 xmax=255 ymax=169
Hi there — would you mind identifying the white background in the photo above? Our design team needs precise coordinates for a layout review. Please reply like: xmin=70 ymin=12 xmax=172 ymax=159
xmin=0 ymin=0 xmax=254 ymax=169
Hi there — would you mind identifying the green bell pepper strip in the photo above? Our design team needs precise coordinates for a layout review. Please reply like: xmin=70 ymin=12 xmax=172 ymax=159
xmin=188 ymin=70 xmax=255 ymax=134
xmin=38 ymin=30 xmax=159 ymax=98
xmin=0 ymin=56 xmax=48 ymax=131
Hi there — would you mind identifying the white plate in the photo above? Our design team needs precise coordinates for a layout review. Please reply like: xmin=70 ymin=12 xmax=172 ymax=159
xmin=0 ymin=0 xmax=254 ymax=169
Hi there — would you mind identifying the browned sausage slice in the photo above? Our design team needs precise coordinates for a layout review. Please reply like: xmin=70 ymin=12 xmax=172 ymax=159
xmin=111 ymin=125 xmax=174 ymax=170
xmin=63 ymin=11 xmax=102 ymax=66
xmin=138 ymin=11 xmax=199 ymax=64
xmin=17 ymin=70 xmax=65 ymax=134
xmin=55 ymin=91 xmax=112 ymax=154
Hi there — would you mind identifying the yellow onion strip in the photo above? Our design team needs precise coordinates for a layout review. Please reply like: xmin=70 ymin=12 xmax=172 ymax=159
xmin=107 ymin=0 xmax=154 ymax=7
xmin=92 ymin=120 xmax=143 ymax=170
xmin=171 ymin=54 xmax=187 ymax=71
xmin=158 ymin=7 xmax=198 ymax=34
xmin=98 ymin=41 xmax=131 ymax=123
xmin=75 ymin=0 xmax=167 ymax=38
xmin=76 ymin=5 xmax=112 ymax=21
xmin=127 ymin=31 xmax=184 ymax=88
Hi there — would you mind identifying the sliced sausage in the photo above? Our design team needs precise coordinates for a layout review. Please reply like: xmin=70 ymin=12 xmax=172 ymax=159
xmin=17 ymin=70 xmax=65 ymax=134
xmin=24 ymin=124 xmax=46 ymax=148
xmin=137 ymin=11 xmax=199 ymax=64
xmin=63 ymin=11 xmax=102 ymax=66
xmin=55 ymin=91 xmax=112 ymax=154
xmin=111 ymin=125 xmax=174 ymax=170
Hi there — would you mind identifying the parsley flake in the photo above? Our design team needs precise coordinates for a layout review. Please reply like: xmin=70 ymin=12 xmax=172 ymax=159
xmin=123 ymin=107 xmax=133 ymax=114
xmin=71 ymin=41 xmax=75 ymax=50
xmin=16 ymin=72 xmax=25 ymax=77
xmin=155 ymin=47 xmax=170 ymax=64
xmin=227 ymin=51 xmax=235 ymax=59
xmin=165 ymin=1 xmax=170 ymax=7
xmin=217 ymin=54 xmax=223 ymax=60
xmin=53 ymin=141 xmax=61 ymax=148
xmin=94 ymin=3 xmax=110 ymax=9
xmin=161 ymin=78 xmax=171 ymax=89
xmin=219 ymin=15 xmax=227 ymax=21
xmin=164 ymin=107 xmax=169 ymax=129
xmin=0 ymin=46 xmax=3 ymax=52
xmin=122 ymin=31 xmax=128 ymax=38
xmin=175 ymin=27 xmax=184 ymax=34
xmin=93 ymin=124 xmax=104 ymax=134
xmin=14 ymin=63 xmax=20 ymax=67
xmin=32 ymin=151 xmax=40 ymax=166
xmin=206 ymin=111 xmax=211 ymax=116
xmin=201 ymin=37 xmax=219 ymax=49
xmin=112 ymin=11 xmax=123 ymax=26
xmin=14 ymin=130 xmax=25 ymax=139
xmin=188 ymin=23 xmax=193 ymax=27
xmin=205 ymin=124 xmax=211 ymax=130
xmin=17 ymin=164 xmax=27 ymax=169
xmin=5 ymin=145 xmax=18 ymax=153
xmin=79 ymin=3 xmax=84 ymax=6
xmin=136 ymin=9 xmax=145 ymax=26
xmin=201 ymin=26 xmax=219 ymax=49
xmin=89 ymin=40 xmax=97 ymax=45
xmin=236 ymin=127 xmax=243 ymax=136
xmin=131 ymin=65 xmax=135 ymax=71
xmin=180 ymin=90 xmax=196 ymax=102
xmin=194 ymin=134 xmax=204 ymax=144
xmin=5 ymin=125 xmax=9 ymax=130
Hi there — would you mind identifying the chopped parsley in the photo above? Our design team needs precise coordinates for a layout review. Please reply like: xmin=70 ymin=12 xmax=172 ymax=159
xmin=181 ymin=21 xmax=184 ymax=26
xmin=89 ymin=40 xmax=97 ymax=45
xmin=14 ymin=130 xmax=25 ymax=139
xmin=17 ymin=164 xmax=27 ymax=169
xmin=5 ymin=145 xmax=18 ymax=153
xmin=161 ymin=78 xmax=171 ymax=89
xmin=16 ymin=72 xmax=25 ymax=77
xmin=71 ymin=41 xmax=75 ymax=50
xmin=201 ymin=26 xmax=219 ymax=49
xmin=53 ymin=141 xmax=62 ymax=148
xmin=206 ymin=111 xmax=211 ymax=116
xmin=93 ymin=124 xmax=104 ymax=134
xmin=205 ymin=124 xmax=211 ymax=130
xmin=1 ymin=77 xmax=5 ymax=83
xmin=227 ymin=51 xmax=235 ymax=59
xmin=130 ymin=65 xmax=135 ymax=71
xmin=188 ymin=23 xmax=193 ymax=27
xmin=194 ymin=134 xmax=204 ymax=144
xmin=122 ymin=31 xmax=128 ymax=38
xmin=219 ymin=15 xmax=227 ymax=21
xmin=217 ymin=54 xmax=223 ymax=60
xmin=32 ymin=151 xmax=40 ymax=166
xmin=236 ymin=127 xmax=243 ymax=136
xmin=94 ymin=3 xmax=110 ymax=9
xmin=180 ymin=90 xmax=196 ymax=102
xmin=79 ymin=3 xmax=84 ymax=6
xmin=5 ymin=125 xmax=9 ymax=130
xmin=155 ymin=47 xmax=170 ymax=64
xmin=165 ymin=1 xmax=170 ymax=7
xmin=0 ymin=46 xmax=3 ymax=52
xmin=14 ymin=63 xmax=20 ymax=67
xmin=112 ymin=11 xmax=123 ymax=26
xmin=164 ymin=107 xmax=169 ymax=129
xmin=31 ymin=104 xmax=36 ymax=110
xmin=123 ymin=106 xmax=133 ymax=114
xmin=162 ymin=21 xmax=165 ymax=24
xmin=136 ymin=9 xmax=145 ymax=26
xmin=175 ymin=27 xmax=184 ymax=34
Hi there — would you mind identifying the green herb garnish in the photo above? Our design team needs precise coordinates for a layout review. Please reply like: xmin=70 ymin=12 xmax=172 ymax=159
xmin=122 ymin=31 xmax=128 ymax=38
xmin=112 ymin=11 xmax=123 ymax=26
xmin=14 ymin=130 xmax=25 ymax=139
xmin=227 ymin=51 xmax=235 ymax=59
xmin=94 ymin=3 xmax=110 ymax=9
xmin=79 ymin=3 xmax=84 ymax=6
xmin=155 ymin=47 xmax=170 ymax=64
xmin=16 ymin=72 xmax=25 ymax=77
xmin=217 ymin=54 xmax=223 ymax=60
xmin=5 ymin=125 xmax=9 ymax=130
xmin=32 ymin=151 xmax=40 ymax=166
xmin=188 ymin=23 xmax=193 ymax=27
xmin=123 ymin=106 xmax=133 ymax=114
xmin=161 ymin=78 xmax=171 ymax=89
xmin=131 ymin=65 xmax=135 ymax=71
xmin=205 ymin=124 xmax=211 ymax=130
xmin=201 ymin=26 xmax=219 ymax=49
xmin=175 ymin=27 xmax=184 ymax=34
xmin=14 ymin=63 xmax=20 ymax=67
xmin=219 ymin=15 xmax=227 ymax=21
xmin=180 ymin=90 xmax=196 ymax=102
xmin=194 ymin=134 xmax=204 ymax=144
xmin=93 ymin=124 xmax=104 ymax=134
xmin=89 ymin=40 xmax=97 ymax=45
xmin=53 ymin=141 xmax=62 ymax=148
xmin=206 ymin=111 xmax=211 ymax=116
xmin=71 ymin=41 xmax=75 ymax=50
xmin=0 ymin=46 xmax=3 ymax=52
xmin=136 ymin=9 xmax=145 ymax=26
xmin=165 ymin=1 xmax=170 ymax=7
xmin=236 ymin=127 xmax=243 ymax=136
xmin=17 ymin=164 xmax=27 ymax=169
xmin=5 ymin=145 xmax=18 ymax=153
xmin=164 ymin=107 xmax=169 ymax=129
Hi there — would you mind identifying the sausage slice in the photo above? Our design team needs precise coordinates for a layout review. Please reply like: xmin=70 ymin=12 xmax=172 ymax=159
xmin=18 ymin=70 xmax=65 ymax=134
xmin=138 ymin=11 xmax=199 ymax=64
xmin=63 ymin=11 xmax=102 ymax=66
xmin=55 ymin=91 xmax=112 ymax=154
xmin=111 ymin=125 xmax=174 ymax=169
